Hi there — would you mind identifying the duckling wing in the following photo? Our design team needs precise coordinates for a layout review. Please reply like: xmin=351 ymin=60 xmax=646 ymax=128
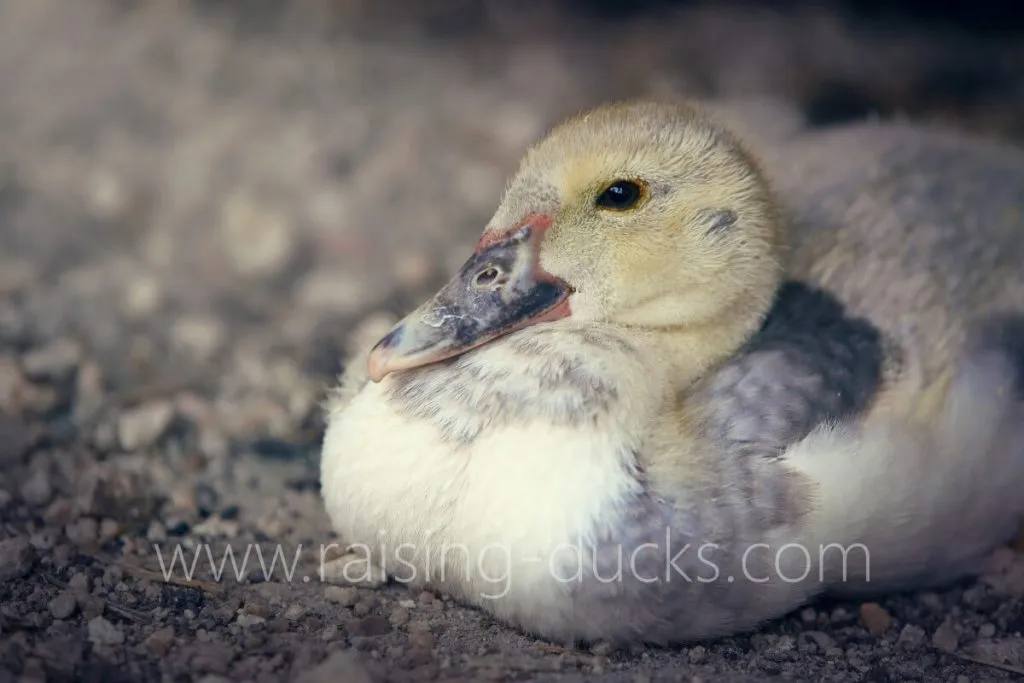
xmin=685 ymin=280 xmax=886 ymax=459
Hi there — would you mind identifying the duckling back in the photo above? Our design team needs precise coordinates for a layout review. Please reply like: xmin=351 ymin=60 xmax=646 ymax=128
xmin=770 ymin=121 xmax=1024 ymax=389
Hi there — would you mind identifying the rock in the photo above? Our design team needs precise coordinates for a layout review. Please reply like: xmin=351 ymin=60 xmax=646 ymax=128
xmin=219 ymin=189 xmax=296 ymax=279
xmin=978 ymin=623 xmax=997 ymax=639
xmin=48 ymin=591 xmax=78 ymax=620
xmin=87 ymin=616 xmax=125 ymax=645
xmin=121 ymin=275 xmax=164 ymax=318
xmin=294 ymin=650 xmax=374 ymax=683
xmin=350 ymin=616 xmax=391 ymax=637
xmin=897 ymin=624 xmax=927 ymax=648
xmin=20 ymin=468 xmax=53 ymax=507
xmin=0 ymin=260 xmax=35 ymax=296
xmin=74 ymin=462 xmax=155 ymax=521
xmin=64 ymin=517 xmax=98 ymax=546
xmin=0 ymin=535 xmax=35 ymax=582
xmin=117 ymin=400 xmax=175 ymax=451
xmin=284 ymin=605 xmax=307 ymax=621
xmin=186 ymin=641 xmax=237 ymax=674
xmin=171 ymin=316 xmax=226 ymax=362
xmin=408 ymin=627 xmax=435 ymax=651
xmin=101 ymin=565 xmax=124 ymax=586
xmin=145 ymin=627 xmax=176 ymax=656
xmin=20 ymin=383 xmax=60 ymax=413
xmin=21 ymin=339 xmax=81 ymax=380
xmin=0 ymin=416 xmax=39 ymax=465
xmin=800 ymin=631 xmax=836 ymax=651
xmin=67 ymin=572 xmax=91 ymax=594
xmin=79 ymin=595 xmax=106 ymax=621
xmin=72 ymin=360 xmax=106 ymax=426
xmin=859 ymin=602 xmax=892 ymax=636
xmin=98 ymin=518 xmax=121 ymax=543
xmin=389 ymin=606 xmax=410 ymax=627
xmin=86 ymin=168 xmax=131 ymax=221
xmin=966 ymin=638 xmax=1024 ymax=668
xmin=147 ymin=520 xmax=168 ymax=543
xmin=324 ymin=586 xmax=359 ymax=607
xmin=235 ymin=613 xmax=266 ymax=628
xmin=931 ymin=615 xmax=963 ymax=653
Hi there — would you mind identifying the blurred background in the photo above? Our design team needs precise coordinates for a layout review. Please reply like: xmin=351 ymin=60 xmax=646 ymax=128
xmin=2 ymin=2 xmax=1024 ymax=681
xmin=2 ymin=0 xmax=1022 ymax=400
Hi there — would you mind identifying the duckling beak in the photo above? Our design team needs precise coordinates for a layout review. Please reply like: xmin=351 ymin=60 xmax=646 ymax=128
xmin=366 ymin=216 xmax=572 ymax=382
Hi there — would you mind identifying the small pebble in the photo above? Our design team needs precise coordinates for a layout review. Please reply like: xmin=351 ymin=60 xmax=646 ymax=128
xmin=324 ymin=585 xmax=359 ymax=607
xmin=801 ymin=631 xmax=835 ymax=651
xmin=932 ymin=615 xmax=963 ymax=652
xmin=98 ymin=518 xmax=121 ymax=543
xmin=0 ymin=359 xmax=30 ymax=415
xmin=979 ymin=623 xmax=997 ymax=639
xmin=389 ymin=606 xmax=411 ymax=627
xmin=236 ymin=613 xmax=266 ymax=628
xmin=409 ymin=626 xmax=435 ymax=651
xmin=118 ymin=400 xmax=175 ymax=451
xmin=21 ymin=339 xmax=81 ymax=380
xmin=0 ymin=535 xmax=35 ymax=581
xmin=20 ymin=468 xmax=53 ymax=507
xmin=87 ymin=616 xmax=125 ymax=645
xmin=859 ymin=602 xmax=892 ymax=636
xmin=65 ymin=517 xmax=99 ymax=546
xmin=146 ymin=627 xmax=176 ymax=656
xmin=350 ymin=615 xmax=392 ymax=637
xmin=898 ymin=624 xmax=927 ymax=648
xmin=147 ymin=520 xmax=168 ymax=543
xmin=294 ymin=649 xmax=374 ymax=683
xmin=284 ymin=605 xmax=307 ymax=621
xmin=80 ymin=596 xmax=106 ymax=620
xmin=48 ymin=591 xmax=78 ymax=620
xmin=102 ymin=565 xmax=124 ymax=586
xmin=219 ymin=189 xmax=296 ymax=279
xmin=67 ymin=572 xmax=91 ymax=594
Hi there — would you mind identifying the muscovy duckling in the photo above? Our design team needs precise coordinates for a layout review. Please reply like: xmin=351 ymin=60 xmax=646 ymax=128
xmin=319 ymin=100 xmax=1024 ymax=646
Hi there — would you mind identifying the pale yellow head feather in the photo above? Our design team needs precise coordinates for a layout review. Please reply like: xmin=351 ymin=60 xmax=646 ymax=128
xmin=487 ymin=100 xmax=785 ymax=344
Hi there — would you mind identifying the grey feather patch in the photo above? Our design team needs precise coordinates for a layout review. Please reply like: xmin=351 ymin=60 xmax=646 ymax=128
xmin=687 ymin=280 xmax=886 ymax=460
xmin=697 ymin=208 xmax=738 ymax=233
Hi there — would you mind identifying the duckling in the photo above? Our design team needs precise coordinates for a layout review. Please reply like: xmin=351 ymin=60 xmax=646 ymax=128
xmin=319 ymin=100 xmax=1024 ymax=646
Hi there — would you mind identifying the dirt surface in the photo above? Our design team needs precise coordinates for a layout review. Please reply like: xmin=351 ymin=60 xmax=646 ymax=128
xmin=2 ymin=1 xmax=1024 ymax=681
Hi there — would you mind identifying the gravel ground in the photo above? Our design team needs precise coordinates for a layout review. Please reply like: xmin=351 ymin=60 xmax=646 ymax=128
xmin=2 ymin=1 xmax=1024 ymax=681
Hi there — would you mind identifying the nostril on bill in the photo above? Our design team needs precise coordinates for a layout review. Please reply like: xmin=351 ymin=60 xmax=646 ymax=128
xmin=376 ymin=325 xmax=405 ymax=350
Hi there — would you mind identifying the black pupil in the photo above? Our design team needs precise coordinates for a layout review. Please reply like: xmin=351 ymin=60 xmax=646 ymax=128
xmin=598 ymin=181 xmax=640 ymax=209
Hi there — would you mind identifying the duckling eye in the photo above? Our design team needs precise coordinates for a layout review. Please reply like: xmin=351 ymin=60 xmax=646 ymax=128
xmin=595 ymin=180 xmax=644 ymax=211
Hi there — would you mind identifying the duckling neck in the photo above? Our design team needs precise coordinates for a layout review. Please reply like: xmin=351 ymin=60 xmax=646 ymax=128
xmin=627 ymin=305 xmax=771 ymax=389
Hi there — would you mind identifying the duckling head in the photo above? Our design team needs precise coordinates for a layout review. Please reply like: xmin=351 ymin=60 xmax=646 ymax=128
xmin=367 ymin=100 xmax=785 ymax=382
